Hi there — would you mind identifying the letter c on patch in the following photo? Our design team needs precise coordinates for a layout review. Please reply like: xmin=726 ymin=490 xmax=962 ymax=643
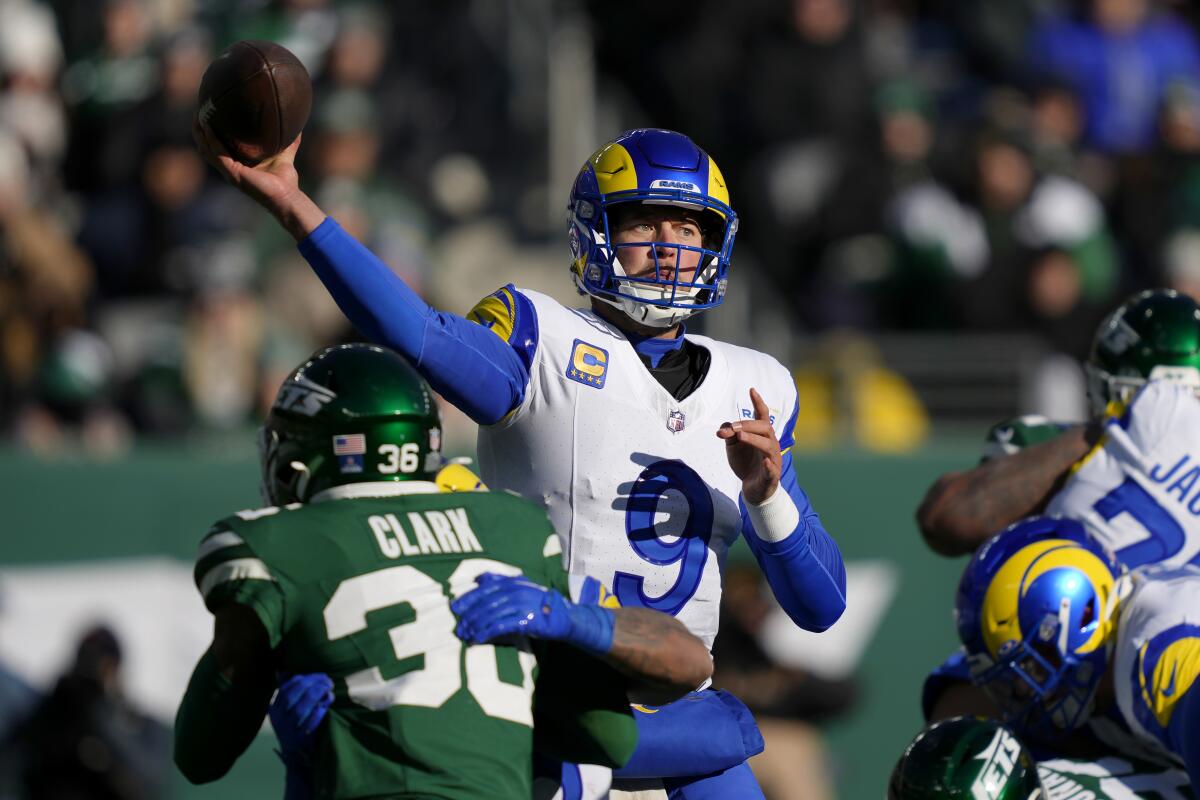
xmin=573 ymin=344 xmax=607 ymax=376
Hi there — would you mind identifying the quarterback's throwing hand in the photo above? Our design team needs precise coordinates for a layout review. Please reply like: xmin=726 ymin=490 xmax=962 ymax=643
xmin=452 ymin=573 xmax=614 ymax=656
xmin=192 ymin=114 xmax=303 ymax=215
xmin=717 ymin=387 xmax=782 ymax=505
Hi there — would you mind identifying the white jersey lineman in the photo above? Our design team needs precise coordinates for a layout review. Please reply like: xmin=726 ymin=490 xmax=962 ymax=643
xmin=1046 ymin=380 xmax=1200 ymax=570
xmin=1112 ymin=564 xmax=1200 ymax=766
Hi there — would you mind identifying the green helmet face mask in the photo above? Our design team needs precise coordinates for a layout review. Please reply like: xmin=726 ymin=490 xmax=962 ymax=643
xmin=888 ymin=717 xmax=1044 ymax=800
xmin=259 ymin=344 xmax=443 ymax=505
xmin=1086 ymin=289 xmax=1200 ymax=415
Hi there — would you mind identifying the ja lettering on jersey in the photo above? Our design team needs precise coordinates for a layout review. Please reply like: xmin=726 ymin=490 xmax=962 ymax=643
xmin=470 ymin=286 xmax=799 ymax=650
xmin=1046 ymin=381 xmax=1200 ymax=569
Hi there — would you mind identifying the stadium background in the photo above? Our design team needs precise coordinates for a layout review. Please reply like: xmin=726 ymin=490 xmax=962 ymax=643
xmin=2 ymin=0 xmax=1199 ymax=797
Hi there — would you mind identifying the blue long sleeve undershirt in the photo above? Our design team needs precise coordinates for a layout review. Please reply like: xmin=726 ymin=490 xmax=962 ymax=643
xmin=299 ymin=218 xmax=528 ymax=425
xmin=739 ymin=453 xmax=848 ymax=632
xmin=300 ymin=217 xmax=846 ymax=630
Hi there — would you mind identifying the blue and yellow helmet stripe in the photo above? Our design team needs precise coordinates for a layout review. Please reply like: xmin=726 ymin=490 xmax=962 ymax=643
xmin=583 ymin=138 xmax=732 ymax=217
xmin=980 ymin=538 xmax=1118 ymax=659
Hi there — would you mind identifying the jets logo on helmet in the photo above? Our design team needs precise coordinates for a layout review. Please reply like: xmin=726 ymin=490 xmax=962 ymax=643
xmin=1086 ymin=289 xmax=1200 ymax=414
xmin=273 ymin=375 xmax=335 ymax=417
xmin=259 ymin=344 xmax=443 ymax=505
xmin=568 ymin=128 xmax=738 ymax=328
xmin=889 ymin=716 xmax=1044 ymax=799
xmin=971 ymin=727 xmax=1027 ymax=800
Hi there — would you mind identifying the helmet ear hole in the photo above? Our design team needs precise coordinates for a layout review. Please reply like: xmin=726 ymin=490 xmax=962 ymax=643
xmin=289 ymin=460 xmax=311 ymax=502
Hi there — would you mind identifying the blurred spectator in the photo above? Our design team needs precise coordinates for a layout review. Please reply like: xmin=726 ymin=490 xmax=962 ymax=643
xmin=0 ymin=128 xmax=98 ymax=432
xmin=1 ymin=625 xmax=169 ymax=800
xmin=955 ymin=117 xmax=1117 ymax=346
xmin=76 ymin=25 xmax=250 ymax=299
xmin=0 ymin=0 xmax=67 ymax=202
xmin=225 ymin=0 xmax=336 ymax=73
xmin=14 ymin=328 xmax=132 ymax=458
xmin=1163 ymin=228 xmax=1200 ymax=302
xmin=183 ymin=287 xmax=263 ymax=429
xmin=735 ymin=0 xmax=879 ymax=326
xmin=61 ymin=0 xmax=160 ymax=193
xmin=1027 ymin=0 xmax=1200 ymax=154
xmin=713 ymin=565 xmax=857 ymax=800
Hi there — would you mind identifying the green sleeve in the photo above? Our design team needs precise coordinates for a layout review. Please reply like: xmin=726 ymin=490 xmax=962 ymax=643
xmin=174 ymin=649 xmax=274 ymax=784
xmin=194 ymin=524 xmax=288 ymax=647
xmin=532 ymin=641 xmax=636 ymax=768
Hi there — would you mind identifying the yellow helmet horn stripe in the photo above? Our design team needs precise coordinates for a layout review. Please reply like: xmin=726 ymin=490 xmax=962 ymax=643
xmin=981 ymin=539 xmax=1118 ymax=659
xmin=706 ymin=156 xmax=730 ymax=219
xmin=589 ymin=143 xmax=639 ymax=195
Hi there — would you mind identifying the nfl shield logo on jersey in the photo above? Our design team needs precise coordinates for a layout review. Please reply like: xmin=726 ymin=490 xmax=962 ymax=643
xmin=667 ymin=410 xmax=686 ymax=433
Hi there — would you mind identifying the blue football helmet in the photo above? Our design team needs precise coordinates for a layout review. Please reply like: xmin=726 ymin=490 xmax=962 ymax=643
xmin=955 ymin=517 xmax=1126 ymax=741
xmin=568 ymin=128 xmax=738 ymax=328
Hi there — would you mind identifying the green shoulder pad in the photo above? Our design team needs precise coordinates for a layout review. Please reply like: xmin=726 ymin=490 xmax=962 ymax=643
xmin=192 ymin=507 xmax=289 ymax=646
xmin=981 ymin=415 xmax=1069 ymax=461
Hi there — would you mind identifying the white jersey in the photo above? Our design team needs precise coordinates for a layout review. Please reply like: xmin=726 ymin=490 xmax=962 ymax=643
xmin=1111 ymin=565 xmax=1200 ymax=764
xmin=1046 ymin=380 xmax=1200 ymax=569
xmin=470 ymin=287 xmax=799 ymax=650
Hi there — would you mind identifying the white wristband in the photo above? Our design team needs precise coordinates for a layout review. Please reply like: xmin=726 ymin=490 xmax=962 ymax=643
xmin=747 ymin=484 xmax=801 ymax=544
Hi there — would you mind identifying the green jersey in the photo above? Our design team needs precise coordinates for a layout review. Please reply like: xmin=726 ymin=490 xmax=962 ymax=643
xmin=1037 ymin=756 xmax=1192 ymax=799
xmin=980 ymin=415 xmax=1071 ymax=460
xmin=192 ymin=485 xmax=631 ymax=799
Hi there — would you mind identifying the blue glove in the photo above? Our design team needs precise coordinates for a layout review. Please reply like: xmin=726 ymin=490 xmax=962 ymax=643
xmin=451 ymin=573 xmax=615 ymax=656
xmin=269 ymin=673 xmax=333 ymax=761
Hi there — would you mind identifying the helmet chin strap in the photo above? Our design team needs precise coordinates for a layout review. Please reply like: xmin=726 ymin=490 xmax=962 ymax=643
xmin=595 ymin=290 xmax=694 ymax=329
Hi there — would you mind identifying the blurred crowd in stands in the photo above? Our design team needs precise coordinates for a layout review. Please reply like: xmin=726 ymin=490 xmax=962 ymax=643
xmin=2 ymin=0 xmax=1200 ymax=455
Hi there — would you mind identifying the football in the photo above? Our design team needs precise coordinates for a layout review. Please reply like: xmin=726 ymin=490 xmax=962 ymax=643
xmin=196 ymin=40 xmax=312 ymax=166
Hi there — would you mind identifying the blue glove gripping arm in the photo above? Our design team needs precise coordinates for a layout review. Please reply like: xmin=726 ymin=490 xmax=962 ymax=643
xmin=269 ymin=673 xmax=333 ymax=800
xmin=564 ymin=601 xmax=617 ymax=656
xmin=452 ymin=574 xmax=616 ymax=656
xmin=740 ymin=452 xmax=847 ymax=633
xmin=298 ymin=218 xmax=529 ymax=424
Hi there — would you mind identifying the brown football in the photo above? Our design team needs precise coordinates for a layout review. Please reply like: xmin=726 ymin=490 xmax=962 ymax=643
xmin=197 ymin=40 xmax=312 ymax=166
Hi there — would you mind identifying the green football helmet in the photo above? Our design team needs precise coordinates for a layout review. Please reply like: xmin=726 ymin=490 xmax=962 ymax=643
xmin=259 ymin=344 xmax=443 ymax=505
xmin=1086 ymin=289 xmax=1200 ymax=414
xmin=888 ymin=717 xmax=1044 ymax=800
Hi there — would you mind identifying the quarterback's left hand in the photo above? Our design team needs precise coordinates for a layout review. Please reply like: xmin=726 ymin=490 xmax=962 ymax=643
xmin=452 ymin=573 xmax=614 ymax=655
xmin=718 ymin=387 xmax=782 ymax=505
